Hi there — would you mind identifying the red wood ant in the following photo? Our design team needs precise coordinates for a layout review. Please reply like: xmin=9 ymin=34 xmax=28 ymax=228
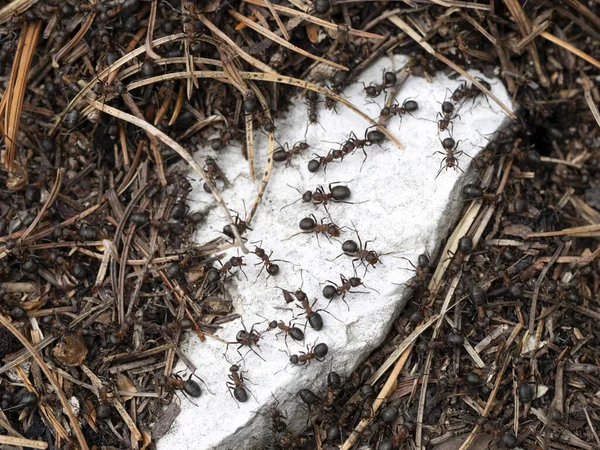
xmin=289 ymin=342 xmax=329 ymax=365
xmin=332 ymin=226 xmax=382 ymax=273
xmin=273 ymin=141 xmax=310 ymax=167
xmin=281 ymin=182 xmax=352 ymax=211
xmin=295 ymin=295 xmax=341 ymax=331
xmin=325 ymin=71 xmax=348 ymax=111
xmin=262 ymin=318 xmax=305 ymax=348
xmin=251 ymin=241 xmax=288 ymax=277
xmin=202 ymin=157 xmax=229 ymax=192
xmin=437 ymin=101 xmax=459 ymax=134
xmin=379 ymin=99 xmax=419 ymax=121
xmin=286 ymin=215 xmax=342 ymax=245
xmin=451 ymin=78 xmax=491 ymax=107
xmin=226 ymin=322 xmax=265 ymax=362
xmin=447 ymin=235 xmax=473 ymax=274
xmin=435 ymin=137 xmax=464 ymax=178
xmin=164 ymin=372 xmax=208 ymax=404
xmin=219 ymin=256 xmax=247 ymax=279
xmin=362 ymin=71 xmax=397 ymax=98
xmin=227 ymin=364 xmax=253 ymax=403
xmin=222 ymin=212 xmax=251 ymax=242
xmin=398 ymin=253 xmax=431 ymax=290
xmin=305 ymin=90 xmax=321 ymax=133
xmin=322 ymin=274 xmax=377 ymax=309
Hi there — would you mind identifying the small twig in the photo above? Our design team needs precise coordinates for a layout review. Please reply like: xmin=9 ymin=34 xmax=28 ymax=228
xmin=529 ymin=243 xmax=564 ymax=333
xmin=540 ymin=30 xmax=600 ymax=70
xmin=0 ymin=435 xmax=48 ymax=449
xmin=263 ymin=0 xmax=290 ymax=40
xmin=145 ymin=0 xmax=161 ymax=60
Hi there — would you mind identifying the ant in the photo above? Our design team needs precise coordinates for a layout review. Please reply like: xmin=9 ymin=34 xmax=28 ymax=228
xmin=322 ymin=274 xmax=376 ymax=309
xmin=286 ymin=215 xmax=342 ymax=245
xmin=202 ymin=157 xmax=229 ymax=192
xmin=165 ymin=372 xmax=208 ymax=404
xmin=222 ymin=212 xmax=251 ymax=242
xmin=437 ymin=101 xmax=460 ymax=134
xmin=262 ymin=318 xmax=305 ymax=346
xmin=282 ymin=182 xmax=352 ymax=211
xmin=332 ymin=226 xmax=381 ymax=273
xmin=251 ymin=241 xmax=288 ymax=277
xmin=307 ymin=149 xmax=344 ymax=174
xmin=263 ymin=396 xmax=288 ymax=432
xmin=273 ymin=141 xmax=310 ymax=167
xmin=398 ymin=253 xmax=431 ymax=290
xmin=295 ymin=295 xmax=340 ymax=331
xmin=226 ymin=321 xmax=265 ymax=362
xmin=219 ymin=256 xmax=247 ymax=279
xmin=305 ymin=90 xmax=321 ymax=133
xmin=289 ymin=342 xmax=329 ymax=365
xmin=325 ymin=71 xmax=348 ymax=111
xmin=379 ymin=99 xmax=419 ymax=122
xmin=447 ymin=235 xmax=474 ymax=274
xmin=435 ymin=137 xmax=464 ymax=177
xmin=243 ymin=90 xmax=275 ymax=133
xmin=362 ymin=71 xmax=397 ymax=98
xmin=451 ymin=78 xmax=491 ymax=107
xmin=308 ymin=0 xmax=331 ymax=15
xmin=209 ymin=125 xmax=240 ymax=151
xmin=226 ymin=364 xmax=253 ymax=403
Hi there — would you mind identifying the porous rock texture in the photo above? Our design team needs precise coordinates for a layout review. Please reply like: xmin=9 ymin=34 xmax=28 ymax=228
xmin=157 ymin=55 xmax=513 ymax=450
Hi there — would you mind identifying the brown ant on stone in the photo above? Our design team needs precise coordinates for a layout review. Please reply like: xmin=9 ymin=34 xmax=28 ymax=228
xmin=289 ymin=342 xmax=329 ymax=365
xmin=285 ymin=215 xmax=342 ymax=246
xmin=435 ymin=137 xmax=465 ymax=178
xmin=437 ymin=101 xmax=460 ymax=134
xmin=281 ymin=182 xmax=352 ymax=211
xmin=250 ymin=241 xmax=289 ymax=278
xmin=222 ymin=211 xmax=251 ymax=242
xmin=325 ymin=71 xmax=349 ymax=111
xmin=273 ymin=141 xmax=310 ymax=167
xmin=227 ymin=364 xmax=255 ymax=404
xmin=332 ymin=225 xmax=383 ymax=273
xmin=202 ymin=157 xmax=229 ymax=192
xmin=322 ymin=273 xmax=378 ymax=309
xmin=379 ymin=98 xmax=419 ymax=124
xmin=219 ymin=256 xmax=247 ymax=279
xmin=261 ymin=317 xmax=305 ymax=349
xmin=225 ymin=321 xmax=265 ymax=362
xmin=295 ymin=295 xmax=341 ymax=332
xmin=305 ymin=90 xmax=322 ymax=135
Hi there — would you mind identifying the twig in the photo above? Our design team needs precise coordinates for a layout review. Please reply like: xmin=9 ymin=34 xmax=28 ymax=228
xmin=145 ymin=0 xmax=161 ymax=60
xmin=263 ymin=0 xmax=290 ymax=40
xmin=540 ymin=31 xmax=600 ymax=70
xmin=0 ymin=316 xmax=90 ymax=450
xmin=529 ymin=243 xmax=564 ymax=333
xmin=0 ymin=435 xmax=48 ymax=449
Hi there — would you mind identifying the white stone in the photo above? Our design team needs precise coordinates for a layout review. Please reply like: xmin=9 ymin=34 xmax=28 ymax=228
xmin=157 ymin=55 xmax=513 ymax=450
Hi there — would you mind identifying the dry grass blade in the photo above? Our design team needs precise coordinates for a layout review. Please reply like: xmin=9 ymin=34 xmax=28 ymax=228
xmin=124 ymin=70 xmax=403 ymax=148
xmin=580 ymin=75 xmax=600 ymax=129
xmin=229 ymin=10 xmax=349 ymax=71
xmin=197 ymin=14 xmax=277 ymax=75
xmin=145 ymin=0 xmax=161 ymax=60
xmin=540 ymin=31 xmax=600 ymax=70
xmin=243 ymin=0 xmax=385 ymax=39
xmin=263 ymin=0 xmax=290 ymax=40
xmin=52 ymin=12 xmax=96 ymax=67
xmin=0 ymin=0 xmax=36 ymax=24
xmin=0 ymin=168 xmax=63 ymax=260
xmin=387 ymin=15 xmax=516 ymax=119
xmin=0 ymin=435 xmax=48 ymax=449
xmin=341 ymin=343 xmax=415 ymax=450
xmin=87 ymin=99 xmax=247 ymax=252
xmin=49 ymin=33 xmax=186 ymax=134
xmin=0 ymin=316 xmax=90 ymax=450
xmin=1 ymin=20 xmax=42 ymax=172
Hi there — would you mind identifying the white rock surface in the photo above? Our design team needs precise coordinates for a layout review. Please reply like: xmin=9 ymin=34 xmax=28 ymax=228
xmin=157 ymin=55 xmax=513 ymax=450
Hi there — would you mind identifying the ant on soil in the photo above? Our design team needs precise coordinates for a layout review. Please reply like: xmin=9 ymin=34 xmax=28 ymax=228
xmin=450 ymin=77 xmax=492 ymax=108
xmin=434 ymin=137 xmax=465 ymax=178
xmin=273 ymin=141 xmax=310 ymax=167
xmin=225 ymin=321 xmax=265 ymax=362
xmin=396 ymin=253 xmax=432 ymax=290
xmin=322 ymin=273 xmax=378 ymax=309
xmin=308 ymin=0 xmax=331 ymax=15
xmin=285 ymin=214 xmax=342 ymax=246
xmin=362 ymin=71 xmax=397 ymax=98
